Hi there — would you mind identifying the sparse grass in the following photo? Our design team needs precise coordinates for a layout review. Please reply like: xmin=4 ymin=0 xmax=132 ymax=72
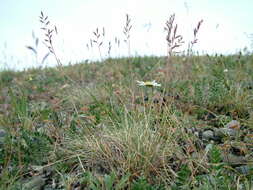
xmin=0 ymin=54 xmax=252 ymax=189
xmin=0 ymin=12 xmax=253 ymax=190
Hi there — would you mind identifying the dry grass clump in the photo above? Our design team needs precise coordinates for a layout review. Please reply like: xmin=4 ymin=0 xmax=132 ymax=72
xmin=57 ymin=104 xmax=201 ymax=186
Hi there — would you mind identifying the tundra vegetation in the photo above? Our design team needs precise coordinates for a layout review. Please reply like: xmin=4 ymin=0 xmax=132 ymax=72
xmin=0 ymin=12 xmax=252 ymax=190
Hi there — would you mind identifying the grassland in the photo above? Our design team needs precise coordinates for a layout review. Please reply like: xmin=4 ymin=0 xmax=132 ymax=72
xmin=0 ymin=53 xmax=252 ymax=189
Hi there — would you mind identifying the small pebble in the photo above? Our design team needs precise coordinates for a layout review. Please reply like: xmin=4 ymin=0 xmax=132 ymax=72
xmin=202 ymin=130 xmax=214 ymax=141
xmin=225 ymin=120 xmax=240 ymax=130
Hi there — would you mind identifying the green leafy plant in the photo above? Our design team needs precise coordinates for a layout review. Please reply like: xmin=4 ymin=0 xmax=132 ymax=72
xmin=171 ymin=164 xmax=191 ymax=190
xmin=195 ymin=145 xmax=235 ymax=190
xmin=132 ymin=177 xmax=164 ymax=190
xmin=83 ymin=172 xmax=130 ymax=190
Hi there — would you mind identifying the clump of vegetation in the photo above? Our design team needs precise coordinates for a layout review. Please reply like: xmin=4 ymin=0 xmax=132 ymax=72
xmin=0 ymin=12 xmax=252 ymax=190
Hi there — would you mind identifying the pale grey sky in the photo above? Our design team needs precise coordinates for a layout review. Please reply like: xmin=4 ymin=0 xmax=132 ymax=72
xmin=1 ymin=0 xmax=253 ymax=70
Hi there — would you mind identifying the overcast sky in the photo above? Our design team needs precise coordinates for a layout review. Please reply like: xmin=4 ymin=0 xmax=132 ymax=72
xmin=1 ymin=0 xmax=253 ymax=70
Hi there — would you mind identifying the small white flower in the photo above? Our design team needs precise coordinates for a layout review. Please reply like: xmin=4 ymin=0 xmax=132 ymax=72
xmin=136 ymin=80 xmax=161 ymax=87
xmin=223 ymin=69 xmax=228 ymax=73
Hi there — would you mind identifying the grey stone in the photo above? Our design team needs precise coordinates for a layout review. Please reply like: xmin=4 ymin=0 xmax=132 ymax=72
xmin=0 ymin=129 xmax=6 ymax=137
xmin=221 ymin=153 xmax=248 ymax=165
xmin=225 ymin=120 xmax=240 ymax=130
xmin=0 ymin=129 xmax=6 ymax=145
xmin=215 ymin=128 xmax=237 ymax=138
xmin=44 ymin=187 xmax=56 ymax=190
xmin=202 ymin=130 xmax=214 ymax=140
xmin=193 ymin=131 xmax=199 ymax=137
xmin=235 ymin=165 xmax=253 ymax=175
xmin=244 ymin=135 xmax=253 ymax=144
xmin=22 ymin=176 xmax=46 ymax=190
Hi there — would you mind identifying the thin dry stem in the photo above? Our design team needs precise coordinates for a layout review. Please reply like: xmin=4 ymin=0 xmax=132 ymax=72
xmin=39 ymin=11 xmax=62 ymax=67
xmin=91 ymin=27 xmax=105 ymax=61
xmin=123 ymin=14 xmax=132 ymax=57
xmin=187 ymin=19 xmax=203 ymax=55
xmin=164 ymin=13 xmax=184 ymax=57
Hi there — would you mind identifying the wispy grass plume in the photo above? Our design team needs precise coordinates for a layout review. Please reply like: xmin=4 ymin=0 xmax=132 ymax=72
xmin=39 ymin=11 xmax=62 ymax=67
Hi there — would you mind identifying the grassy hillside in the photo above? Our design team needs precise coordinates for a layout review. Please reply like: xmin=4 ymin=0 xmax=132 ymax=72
xmin=0 ymin=54 xmax=252 ymax=189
